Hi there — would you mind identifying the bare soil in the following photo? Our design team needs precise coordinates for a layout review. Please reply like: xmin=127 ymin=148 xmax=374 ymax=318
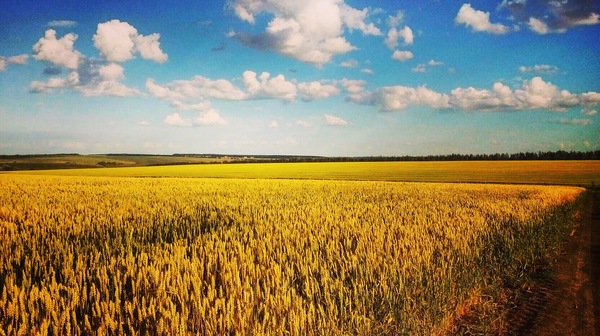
xmin=508 ymin=190 xmax=599 ymax=335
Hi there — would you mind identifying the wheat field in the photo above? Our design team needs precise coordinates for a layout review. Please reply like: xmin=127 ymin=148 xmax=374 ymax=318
xmin=0 ymin=174 xmax=583 ymax=335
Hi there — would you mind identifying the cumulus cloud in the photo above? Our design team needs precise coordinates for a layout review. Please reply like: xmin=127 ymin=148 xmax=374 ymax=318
xmin=228 ymin=0 xmax=380 ymax=66
xmin=164 ymin=110 xmax=227 ymax=127
xmin=391 ymin=50 xmax=413 ymax=62
xmin=519 ymin=64 xmax=559 ymax=74
xmin=148 ymin=70 xmax=342 ymax=127
xmin=267 ymin=120 xmax=280 ymax=128
xmin=455 ymin=3 xmax=510 ymax=34
xmin=428 ymin=59 xmax=444 ymax=66
xmin=0 ymin=54 xmax=29 ymax=72
xmin=148 ymin=70 xmax=341 ymax=107
xmin=242 ymin=71 xmax=297 ymax=101
xmin=93 ymin=19 xmax=167 ymax=63
xmin=338 ymin=78 xmax=370 ymax=103
xmin=376 ymin=86 xmax=451 ymax=111
xmin=98 ymin=63 xmax=125 ymax=81
xmin=29 ymin=20 xmax=167 ymax=98
xmin=324 ymin=113 xmax=348 ymax=126
xmin=500 ymin=0 xmax=599 ymax=34
xmin=349 ymin=77 xmax=600 ymax=112
xmin=385 ymin=26 xmax=413 ymax=49
xmin=298 ymin=81 xmax=340 ymax=101
xmin=339 ymin=4 xmax=382 ymax=35
xmin=29 ymin=71 xmax=80 ymax=93
xmin=33 ymin=29 xmax=82 ymax=69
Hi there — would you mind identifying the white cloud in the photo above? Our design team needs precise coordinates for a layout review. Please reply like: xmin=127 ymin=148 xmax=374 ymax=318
xmin=48 ymin=20 xmax=77 ymax=28
xmin=528 ymin=17 xmax=552 ymax=34
xmin=0 ymin=54 xmax=29 ymax=72
xmin=572 ymin=13 xmax=600 ymax=25
xmin=79 ymin=80 xmax=141 ymax=97
xmin=229 ymin=0 xmax=379 ymax=66
xmin=361 ymin=68 xmax=374 ymax=75
xmin=164 ymin=112 xmax=192 ymax=127
xmin=385 ymin=26 xmax=413 ymax=49
xmin=93 ymin=20 xmax=167 ymax=63
xmin=411 ymin=64 xmax=426 ymax=73
xmin=148 ymin=70 xmax=341 ymax=109
xmin=242 ymin=71 xmax=297 ymax=101
xmin=428 ymin=59 xmax=443 ymax=66
xmin=514 ymin=77 xmax=578 ymax=110
xmin=338 ymin=78 xmax=370 ymax=103
xmin=398 ymin=26 xmax=414 ymax=45
xmin=377 ymin=86 xmax=450 ymax=111
xmin=455 ymin=3 xmax=510 ymax=34
xmin=295 ymin=120 xmax=312 ymax=128
xmin=339 ymin=4 xmax=382 ymax=35
xmin=324 ymin=113 xmax=348 ymax=126
xmin=33 ymin=29 xmax=82 ymax=69
xmin=6 ymin=54 xmax=29 ymax=65
xmin=146 ymin=78 xmax=186 ymax=101
xmin=164 ymin=110 xmax=227 ymax=127
xmin=350 ymin=77 xmax=600 ymax=112
xmin=98 ymin=63 xmax=125 ymax=81
xmin=450 ymin=82 xmax=516 ymax=110
xmin=267 ymin=120 xmax=280 ymax=128
xmin=339 ymin=78 xmax=366 ymax=94
xmin=388 ymin=10 xmax=405 ymax=28
xmin=138 ymin=121 xmax=150 ymax=126
xmin=29 ymin=71 xmax=79 ymax=93
xmin=340 ymin=59 xmax=358 ymax=68
xmin=146 ymin=76 xmax=246 ymax=102
xmin=298 ymin=81 xmax=340 ymax=101
xmin=391 ymin=50 xmax=413 ymax=62
xmin=555 ymin=118 xmax=592 ymax=126
xmin=519 ymin=64 xmax=559 ymax=74
xmin=134 ymin=33 xmax=169 ymax=63
xmin=582 ymin=108 xmax=597 ymax=116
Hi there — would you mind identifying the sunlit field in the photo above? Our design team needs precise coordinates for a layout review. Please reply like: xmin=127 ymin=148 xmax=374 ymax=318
xmin=0 ymin=174 xmax=584 ymax=334
xmin=9 ymin=160 xmax=600 ymax=187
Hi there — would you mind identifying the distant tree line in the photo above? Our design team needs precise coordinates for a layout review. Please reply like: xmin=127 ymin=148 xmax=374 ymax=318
xmin=176 ymin=150 xmax=600 ymax=162
xmin=339 ymin=150 xmax=600 ymax=162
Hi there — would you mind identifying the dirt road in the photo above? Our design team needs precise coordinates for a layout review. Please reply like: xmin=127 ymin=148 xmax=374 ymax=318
xmin=515 ymin=190 xmax=599 ymax=335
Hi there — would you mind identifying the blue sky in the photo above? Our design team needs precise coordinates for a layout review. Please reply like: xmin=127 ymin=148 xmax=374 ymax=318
xmin=1 ymin=0 xmax=599 ymax=156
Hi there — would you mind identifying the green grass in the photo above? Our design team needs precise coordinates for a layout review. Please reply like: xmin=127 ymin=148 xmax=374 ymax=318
xmin=5 ymin=160 xmax=599 ymax=187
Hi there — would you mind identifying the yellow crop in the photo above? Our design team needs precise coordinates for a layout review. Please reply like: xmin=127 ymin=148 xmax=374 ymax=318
xmin=0 ymin=175 xmax=583 ymax=335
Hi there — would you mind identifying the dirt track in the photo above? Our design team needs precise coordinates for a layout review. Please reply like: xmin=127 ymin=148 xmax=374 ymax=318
xmin=513 ymin=190 xmax=599 ymax=335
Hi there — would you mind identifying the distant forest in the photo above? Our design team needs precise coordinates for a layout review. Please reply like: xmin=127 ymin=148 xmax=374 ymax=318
xmin=173 ymin=149 xmax=600 ymax=162
xmin=1 ymin=150 xmax=599 ymax=166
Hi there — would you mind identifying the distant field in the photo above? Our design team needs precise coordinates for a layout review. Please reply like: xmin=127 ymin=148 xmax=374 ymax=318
xmin=0 ymin=154 xmax=224 ymax=170
xmin=7 ymin=160 xmax=600 ymax=187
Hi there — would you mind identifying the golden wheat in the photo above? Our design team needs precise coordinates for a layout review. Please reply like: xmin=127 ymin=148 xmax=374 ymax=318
xmin=0 ymin=175 xmax=583 ymax=335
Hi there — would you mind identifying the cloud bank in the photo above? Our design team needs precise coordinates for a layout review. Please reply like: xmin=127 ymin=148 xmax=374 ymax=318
xmin=349 ymin=77 xmax=600 ymax=112
xmin=30 ymin=20 xmax=167 ymax=97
